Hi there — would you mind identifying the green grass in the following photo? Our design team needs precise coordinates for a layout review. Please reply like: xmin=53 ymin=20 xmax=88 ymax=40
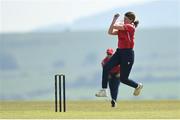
xmin=0 ymin=100 xmax=180 ymax=119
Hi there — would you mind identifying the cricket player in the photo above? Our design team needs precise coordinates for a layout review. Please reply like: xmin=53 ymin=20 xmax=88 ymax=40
xmin=96 ymin=48 xmax=121 ymax=107
xmin=96 ymin=11 xmax=143 ymax=99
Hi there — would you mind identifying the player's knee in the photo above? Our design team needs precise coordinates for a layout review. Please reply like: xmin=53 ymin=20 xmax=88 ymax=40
xmin=120 ymin=76 xmax=128 ymax=83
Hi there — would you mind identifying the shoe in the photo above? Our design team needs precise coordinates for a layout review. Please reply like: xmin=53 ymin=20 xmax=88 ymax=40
xmin=133 ymin=83 xmax=143 ymax=96
xmin=95 ymin=89 xmax=108 ymax=97
xmin=111 ymin=99 xmax=117 ymax=108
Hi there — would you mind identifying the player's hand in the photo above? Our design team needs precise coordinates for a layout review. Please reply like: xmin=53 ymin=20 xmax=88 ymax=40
xmin=114 ymin=13 xmax=120 ymax=19
xmin=115 ymin=73 xmax=120 ymax=78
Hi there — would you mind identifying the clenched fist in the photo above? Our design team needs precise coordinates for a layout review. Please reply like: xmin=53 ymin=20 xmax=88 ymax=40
xmin=114 ymin=13 xmax=120 ymax=18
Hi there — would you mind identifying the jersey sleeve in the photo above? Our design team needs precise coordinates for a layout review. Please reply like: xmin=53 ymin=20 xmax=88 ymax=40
xmin=101 ymin=58 xmax=106 ymax=66
xmin=101 ymin=61 xmax=104 ymax=66
xmin=123 ymin=24 xmax=135 ymax=32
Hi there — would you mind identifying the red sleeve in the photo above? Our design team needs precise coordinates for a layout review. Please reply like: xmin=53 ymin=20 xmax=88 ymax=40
xmin=123 ymin=24 xmax=135 ymax=32
xmin=101 ymin=61 xmax=104 ymax=67
xmin=101 ymin=57 xmax=106 ymax=66
xmin=102 ymin=57 xmax=110 ymax=66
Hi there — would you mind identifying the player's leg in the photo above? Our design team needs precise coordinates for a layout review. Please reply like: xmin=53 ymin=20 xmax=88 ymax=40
xmin=120 ymin=49 xmax=143 ymax=96
xmin=96 ymin=51 xmax=120 ymax=97
xmin=109 ymin=75 xmax=120 ymax=107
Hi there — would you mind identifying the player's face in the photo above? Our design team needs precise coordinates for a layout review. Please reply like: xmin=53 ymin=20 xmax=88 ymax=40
xmin=124 ymin=16 xmax=132 ymax=24
xmin=107 ymin=54 xmax=112 ymax=58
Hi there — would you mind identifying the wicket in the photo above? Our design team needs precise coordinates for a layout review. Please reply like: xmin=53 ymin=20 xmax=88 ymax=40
xmin=55 ymin=74 xmax=66 ymax=112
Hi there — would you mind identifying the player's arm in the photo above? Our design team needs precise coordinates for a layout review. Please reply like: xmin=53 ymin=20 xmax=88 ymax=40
xmin=113 ymin=24 xmax=125 ymax=31
xmin=108 ymin=14 xmax=120 ymax=35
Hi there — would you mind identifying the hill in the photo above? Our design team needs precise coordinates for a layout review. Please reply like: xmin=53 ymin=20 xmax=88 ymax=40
xmin=34 ymin=0 xmax=180 ymax=32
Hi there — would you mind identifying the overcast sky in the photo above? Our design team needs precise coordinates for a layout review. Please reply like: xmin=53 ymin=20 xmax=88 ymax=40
xmin=0 ymin=0 xmax=152 ymax=33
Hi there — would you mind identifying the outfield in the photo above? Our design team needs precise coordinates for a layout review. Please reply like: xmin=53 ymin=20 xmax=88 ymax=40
xmin=0 ymin=100 xmax=180 ymax=119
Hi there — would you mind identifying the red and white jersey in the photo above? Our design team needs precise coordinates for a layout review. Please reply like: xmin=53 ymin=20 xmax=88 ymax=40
xmin=117 ymin=23 xmax=135 ymax=49
xmin=101 ymin=57 xmax=120 ymax=74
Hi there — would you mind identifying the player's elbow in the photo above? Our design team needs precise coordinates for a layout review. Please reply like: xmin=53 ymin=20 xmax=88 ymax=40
xmin=108 ymin=31 xmax=113 ymax=35
xmin=108 ymin=31 xmax=118 ymax=35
